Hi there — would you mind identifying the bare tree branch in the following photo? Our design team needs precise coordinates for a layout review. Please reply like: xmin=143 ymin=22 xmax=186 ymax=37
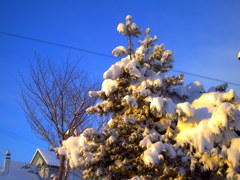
xmin=19 ymin=56 xmax=99 ymax=179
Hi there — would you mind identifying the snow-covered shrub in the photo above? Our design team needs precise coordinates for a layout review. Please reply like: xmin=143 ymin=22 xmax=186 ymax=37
xmin=59 ymin=15 xmax=240 ymax=179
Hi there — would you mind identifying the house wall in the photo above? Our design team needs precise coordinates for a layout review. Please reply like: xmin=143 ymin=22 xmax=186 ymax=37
xmin=49 ymin=166 xmax=59 ymax=178
xmin=31 ymin=152 xmax=50 ymax=179
xmin=38 ymin=165 xmax=49 ymax=179
xmin=30 ymin=150 xmax=81 ymax=179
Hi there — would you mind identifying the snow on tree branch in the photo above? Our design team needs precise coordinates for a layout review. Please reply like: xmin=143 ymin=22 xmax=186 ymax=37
xmin=59 ymin=15 xmax=240 ymax=179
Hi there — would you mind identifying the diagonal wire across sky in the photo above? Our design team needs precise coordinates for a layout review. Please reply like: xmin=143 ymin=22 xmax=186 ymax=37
xmin=0 ymin=31 xmax=240 ymax=87
xmin=0 ymin=128 xmax=47 ymax=148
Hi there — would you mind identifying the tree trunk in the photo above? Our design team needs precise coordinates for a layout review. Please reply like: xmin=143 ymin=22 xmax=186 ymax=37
xmin=58 ymin=155 xmax=65 ymax=180
xmin=64 ymin=160 xmax=70 ymax=180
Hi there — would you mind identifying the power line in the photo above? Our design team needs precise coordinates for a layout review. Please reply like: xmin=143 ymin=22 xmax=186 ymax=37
xmin=0 ymin=31 xmax=116 ymax=58
xmin=0 ymin=128 xmax=47 ymax=148
xmin=172 ymin=69 xmax=240 ymax=86
xmin=0 ymin=31 xmax=239 ymax=87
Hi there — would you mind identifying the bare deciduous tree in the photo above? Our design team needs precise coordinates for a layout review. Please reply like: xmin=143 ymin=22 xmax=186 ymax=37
xmin=19 ymin=55 xmax=100 ymax=179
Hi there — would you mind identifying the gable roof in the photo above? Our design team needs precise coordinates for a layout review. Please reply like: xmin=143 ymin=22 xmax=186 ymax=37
xmin=0 ymin=160 xmax=40 ymax=180
xmin=30 ymin=149 xmax=60 ymax=167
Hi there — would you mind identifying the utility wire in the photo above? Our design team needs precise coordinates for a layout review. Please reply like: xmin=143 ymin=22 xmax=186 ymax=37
xmin=0 ymin=31 xmax=115 ymax=58
xmin=0 ymin=31 xmax=239 ymax=87
xmin=172 ymin=70 xmax=240 ymax=86
xmin=0 ymin=128 xmax=47 ymax=148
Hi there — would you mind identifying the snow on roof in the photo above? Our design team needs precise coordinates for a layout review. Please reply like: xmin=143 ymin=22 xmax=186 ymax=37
xmin=34 ymin=149 xmax=60 ymax=167
xmin=0 ymin=161 xmax=40 ymax=180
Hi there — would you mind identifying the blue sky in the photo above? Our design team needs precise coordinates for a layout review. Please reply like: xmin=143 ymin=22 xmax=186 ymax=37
xmin=0 ymin=0 xmax=240 ymax=164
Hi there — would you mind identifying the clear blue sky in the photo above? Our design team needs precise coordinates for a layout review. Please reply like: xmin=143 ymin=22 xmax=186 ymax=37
xmin=0 ymin=0 xmax=240 ymax=164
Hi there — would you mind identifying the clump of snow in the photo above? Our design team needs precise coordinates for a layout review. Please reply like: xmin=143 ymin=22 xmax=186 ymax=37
xmin=176 ymin=102 xmax=194 ymax=119
xmin=106 ymin=135 xmax=117 ymax=145
xmin=192 ymin=89 xmax=235 ymax=111
xmin=210 ymin=102 xmax=236 ymax=134
xmin=143 ymin=141 xmax=165 ymax=166
xmin=61 ymin=136 xmax=82 ymax=168
xmin=150 ymin=97 xmax=164 ymax=115
xmin=88 ymin=90 xmax=104 ymax=98
xmin=191 ymin=120 xmax=215 ymax=153
xmin=172 ymin=81 xmax=205 ymax=101
xmin=129 ymin=23 xmax=141 ymax=37
xmin=161 ymin=50 xmax=173 ymax=63
xmin=107 ymin=118 xmax=114 ymax=127
xmin=208 ymin=83 xmax=228 ymax=92
xmin=103 ymin=56 xmax=142 ymax=81
xmin=163 ymin=98 xmax=176 ymax=118
xmin=103 ymin=64 xmax=123 ymax=80
xmin=129 ymin=74 xmax=163 ymax=98
xmin=117 ymin=15 xmax=141 ymax=37
xmin=140 ymin=135 xmax=153 ymax=149
xmin=227 ymin=138 xmax=240 ymax=168
xmin=135 ymin=46 xmax=147 ymax=56
xmin=101 ymin=79 xmax=118 ymax=96
xmin=173 ymin=85 xmax=189 ymax=98
xmin=142 ymin=75 xmax=163 ymax=88
xmin=88 ymin=91 xmax=98 ymax=98
xmin=60 ymin=128 xmax=100 ymax=168
xmin=112 ymin=46 xmax=128 ymax=57
xmin=57 ymin=147 xmax=66 ymax=156
xmin=126 ymin=15 xmax=132 ymax=21
xmin=149 ymin=97 xmax=176 ymax=118
xmin=143 ymin=141 xmax=176 ymax=166
xmin=176 ymin=89 xmax=239 ymax=160
xmin=124 ymin=60 xmax=141 ymax=78
xmin=117 ymin=23 xmax=127 ymax=35
xmin=140 ymin=128 xmax=161 ymax=149
xmin=115 ymin=56 xmax=131 ymax=68
xmin=122 ymin=95 xmax=137 ymax=107
xmin=185 ymin=81 xmax=205 ymax=95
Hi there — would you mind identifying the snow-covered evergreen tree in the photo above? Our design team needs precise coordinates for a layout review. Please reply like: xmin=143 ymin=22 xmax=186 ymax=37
xmin=59 ymin=16 xmax=240 ymax=179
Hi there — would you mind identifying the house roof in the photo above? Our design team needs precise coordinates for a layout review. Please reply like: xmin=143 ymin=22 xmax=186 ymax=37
xmin=30 ymin=149 xmax=60 ymax=167
xmin=0 ymin=160 xmax=40 ymax=180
